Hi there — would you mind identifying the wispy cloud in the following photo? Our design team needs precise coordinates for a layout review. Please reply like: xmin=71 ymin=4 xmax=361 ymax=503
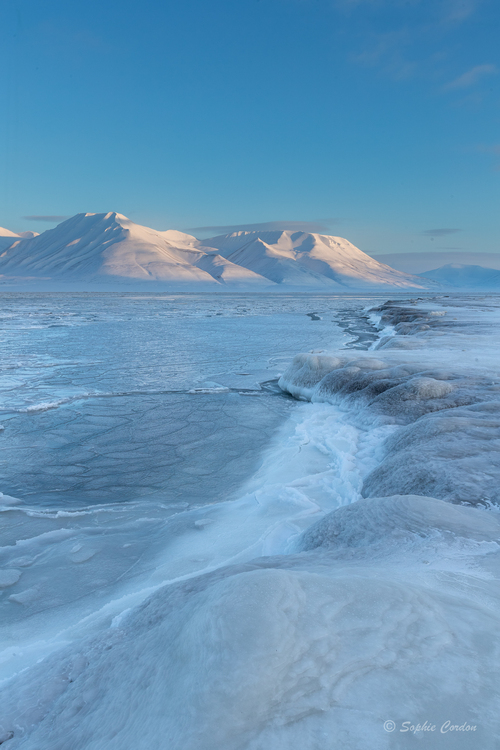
xmin=444 ymin=64 xmax=497 ymax=90
xmin=475 ymin=143 xmax=500 ymax=171
xmin=188 ymin=220 xmax=337 ymax=236
xmin=422 ymin=228 xmax=461 ymax=236
xmin=476 ymin=143 xmax=500 ymax=155
xmin=333 ymin=0 xmax=490 ymax=90
xmin=22 ymin=215 xmax=69 ymax=222
xmin=442 ymin=0 xmax=482 ymax=24
xmin=351 ymin=28 xmax=419 ymax=80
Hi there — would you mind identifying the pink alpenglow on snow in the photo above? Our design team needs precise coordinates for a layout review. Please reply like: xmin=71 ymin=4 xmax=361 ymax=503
xmin=0 ymin=212 xmax=435 ymax=290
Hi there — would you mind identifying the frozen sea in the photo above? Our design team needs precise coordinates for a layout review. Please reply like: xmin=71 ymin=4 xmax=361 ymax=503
xmin=1 ymin=292 xmax=500 ymax=749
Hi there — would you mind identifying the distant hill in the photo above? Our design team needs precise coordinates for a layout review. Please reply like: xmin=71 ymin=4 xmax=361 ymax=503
xmin=419 ymin=263 xmax=500 ymax=289
xmin=0 ymin=212 xmax=436 ymax=290
xmin=372 ymin=251 xmax=500 ymax=274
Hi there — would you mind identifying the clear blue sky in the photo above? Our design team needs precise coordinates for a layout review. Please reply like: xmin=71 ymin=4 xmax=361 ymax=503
xmin=1 ymin=0 xmax=498 ymax=255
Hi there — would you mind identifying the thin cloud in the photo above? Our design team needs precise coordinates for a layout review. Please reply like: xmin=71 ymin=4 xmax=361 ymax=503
xmin=475 ymin=143 xmax=500 ymax=171
xmin=476 ymin=144 xmax=500 ymax=155
xmin=351 ymin=28 xmax=418 ymax=80
xmin=22 ymin=215 xmax=69 ymax=222
xmin=422 ymin=228 xmax=461 ymax=237
xmin=445 ymin=64 xmax=497 ymax=90
xmin=188 ymin=220 xmax=337 ymax=236
xmin=443 ymin=0 xmax=481 ymax=24
xmin=338 ymin=0 xmax=483 ymax=84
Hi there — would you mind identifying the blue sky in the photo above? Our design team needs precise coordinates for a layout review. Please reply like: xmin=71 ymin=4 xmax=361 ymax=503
xmin=0 ymin=0 xmax=498 ymax=255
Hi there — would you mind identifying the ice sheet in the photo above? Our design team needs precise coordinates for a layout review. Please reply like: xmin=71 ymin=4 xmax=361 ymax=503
xmin=2 ymin=293 xmax=500 ymax=749
xmin=2 ymin=493 xmax=499 ymax=749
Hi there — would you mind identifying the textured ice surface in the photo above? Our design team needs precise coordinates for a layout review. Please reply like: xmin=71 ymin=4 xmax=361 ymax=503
xmin=0 ymin=293 xmax=365 ymax=505
xmin=0 ymin=293 xmax=367 ymax=680
xmin=2 ymin=493 xmax=499 ymax=749
xmin=1 ymin=293 xmax=500 ymax=749
xmin=280 ymin=298 xmax=500 ymax=507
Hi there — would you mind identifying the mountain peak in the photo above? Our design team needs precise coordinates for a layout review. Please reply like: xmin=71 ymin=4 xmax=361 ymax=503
xmin=0 ymin=226 xmax=21 ymax=238
xmin=0 ymin=212 xmax=437 ymax=290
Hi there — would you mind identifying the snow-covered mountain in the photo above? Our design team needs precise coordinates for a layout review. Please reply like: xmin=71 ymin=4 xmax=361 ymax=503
xmin=420 ymin=263 xmax=500 ymax=288
xmin=372 ymin=251 xmax=500 ymax=274
xmin=0 ymin=213 xmax=270 ymax=288
xmin=0 ymin=227 xmax=39 ymax=253
xmin=198 ymin=229 xmax=432 ymax=288
xmin=0 ymin=227 xmax=39 ymax=239
xmin=0 ymin=226 xmax=21 ymax=238
xmin=0 ymin=212 xmax=435 ymax=290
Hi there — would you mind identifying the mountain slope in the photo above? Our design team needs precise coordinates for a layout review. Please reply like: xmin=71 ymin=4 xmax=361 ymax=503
xmin=0 ymin=213 xmax=275 ymax=287
xmin=0 ymin=227 xmax=38 ymax=253
xmin=0 ymin=213 xmax=215 ymax=284
xmin=0 ymin=226 xmax=20 ymax=238
xmin=0 ymin=213 xmax=436 ymax=290
xmin=199 ymin=230 xmax=434 ymax=289
xmin=420 ymin=264 xmax=500 ymax=288
xmin=193 ymin=253 xmax=275 ymax=285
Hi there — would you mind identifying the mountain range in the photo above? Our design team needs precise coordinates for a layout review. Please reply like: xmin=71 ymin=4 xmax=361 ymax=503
xmin=420 ymin=263 xmax=500 ymax=288
xmin=373 ymin=251 xmax=500 ymax=275
xmin=0 ymin=212 xmax=436 ymax=290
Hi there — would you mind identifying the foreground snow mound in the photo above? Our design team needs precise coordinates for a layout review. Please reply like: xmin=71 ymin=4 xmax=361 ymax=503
xmin=420 ymin=263 xmax=500 ymax=288
xmin=200 ymin=229 xmax=435 ymax=289
xmin=1 ymin=494 xmax=499 ymax=749
xmin=0 ymin=214 xmax=436 ymax=289
xmin=298 ymin=493 xmax=498 ymax=551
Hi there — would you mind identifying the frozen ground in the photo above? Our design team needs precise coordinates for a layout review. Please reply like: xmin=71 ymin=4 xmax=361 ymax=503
xmin=1 ymin=292 xmax=499 ymax=749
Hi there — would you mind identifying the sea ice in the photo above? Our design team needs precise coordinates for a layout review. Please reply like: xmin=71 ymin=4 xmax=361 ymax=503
xmin=2 ymin=293 xmax=500 ymax=749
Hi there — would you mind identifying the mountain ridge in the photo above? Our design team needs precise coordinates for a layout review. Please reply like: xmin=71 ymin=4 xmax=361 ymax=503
xmin=0 ymin=212 xmax=435 ymax=290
